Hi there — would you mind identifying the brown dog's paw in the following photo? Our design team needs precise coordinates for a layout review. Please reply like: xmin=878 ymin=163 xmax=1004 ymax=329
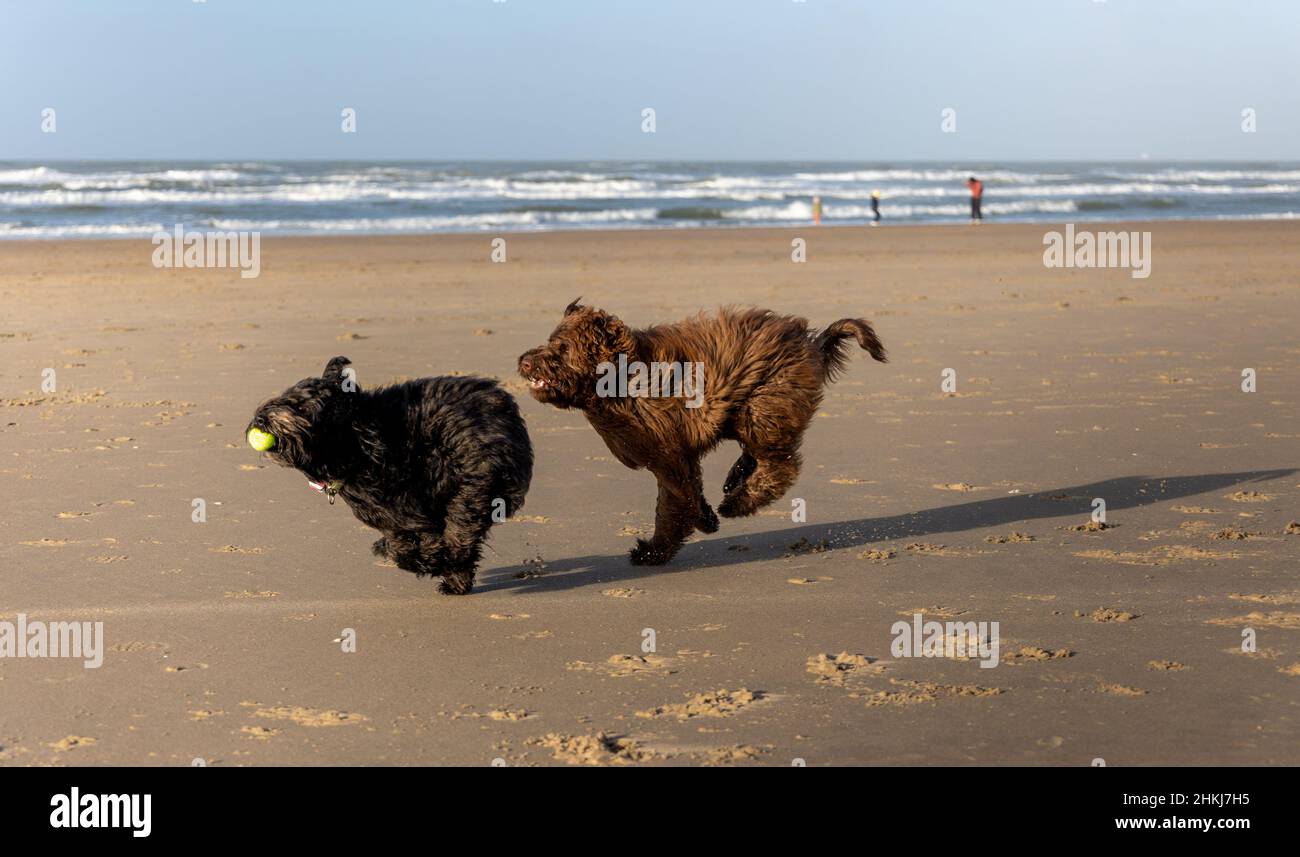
xmin=716 ymin=494 xmax=754 ymax=519
xmin=696 ymin=504 xmax=720 ymax=534
xmin=629 ymin=539 xmax=673 ymax=566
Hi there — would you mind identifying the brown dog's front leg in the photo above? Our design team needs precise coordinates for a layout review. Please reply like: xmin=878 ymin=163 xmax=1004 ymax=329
xmin=630 ymin=465 xmax=699 ymax=566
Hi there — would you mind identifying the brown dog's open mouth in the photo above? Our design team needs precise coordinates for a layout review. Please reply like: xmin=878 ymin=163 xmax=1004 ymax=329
xmin=527 ymin=376 xmax=548 ymax=390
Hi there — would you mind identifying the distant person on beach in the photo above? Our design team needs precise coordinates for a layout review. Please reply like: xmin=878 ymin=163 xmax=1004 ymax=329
xmin=812 ymin=195 xmax=823 ymax=225
xmin=967 ymin=176 xmax=983 ymax=223
xmin=871 ymin=190 xmax=882 ymax=226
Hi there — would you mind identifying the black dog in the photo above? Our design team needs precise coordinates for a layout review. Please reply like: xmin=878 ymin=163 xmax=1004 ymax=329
xmin=246 ymin=356 xmax=533 ymax=594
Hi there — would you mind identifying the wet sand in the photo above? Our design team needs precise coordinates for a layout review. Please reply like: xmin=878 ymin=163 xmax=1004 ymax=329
xmin=2 ymin=220 xmax=1298 ymax=765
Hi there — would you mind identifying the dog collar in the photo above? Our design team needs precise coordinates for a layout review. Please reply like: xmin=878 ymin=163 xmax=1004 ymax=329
xmin=308 ymin=478 xmax=344 ymax=504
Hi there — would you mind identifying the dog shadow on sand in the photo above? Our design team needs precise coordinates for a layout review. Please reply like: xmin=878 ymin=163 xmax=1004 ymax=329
xmin=478 ymin=468 xmax=1295 ymax=595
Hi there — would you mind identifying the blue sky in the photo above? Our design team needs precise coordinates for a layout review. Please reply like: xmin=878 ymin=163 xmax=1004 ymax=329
xmin=2 ymin=0 xmax=1296 ymax=161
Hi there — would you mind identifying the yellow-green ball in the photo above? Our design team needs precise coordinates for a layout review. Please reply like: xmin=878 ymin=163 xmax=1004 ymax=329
xmin=247 ymin=427 xmax=276 ymax=452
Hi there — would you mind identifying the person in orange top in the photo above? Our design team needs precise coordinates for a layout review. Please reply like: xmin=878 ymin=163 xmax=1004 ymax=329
xmin=967 ymin=176 xmax=983 ymax=223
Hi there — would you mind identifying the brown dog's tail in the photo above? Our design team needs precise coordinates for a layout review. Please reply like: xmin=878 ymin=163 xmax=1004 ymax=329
xmin=814 ymin=318 xmax=887 ymax=382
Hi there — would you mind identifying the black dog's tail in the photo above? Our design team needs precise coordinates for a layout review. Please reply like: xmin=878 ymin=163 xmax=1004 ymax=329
xmin=814 ymin=318 xmax=888 ymax=383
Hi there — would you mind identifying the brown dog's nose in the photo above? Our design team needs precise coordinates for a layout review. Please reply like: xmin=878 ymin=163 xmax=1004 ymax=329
xmin=519 ymin=357 xmax=533 ymax=374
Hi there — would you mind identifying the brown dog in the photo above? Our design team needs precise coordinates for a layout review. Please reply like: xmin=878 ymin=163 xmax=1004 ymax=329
xmin=518 ymin=302 xmax=887 ymax=565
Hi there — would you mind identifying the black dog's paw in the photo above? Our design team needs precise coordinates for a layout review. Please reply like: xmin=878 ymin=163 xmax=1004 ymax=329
xmin=436 ymin=572 xmax=474 ymax=596
xmin=629 ymin=539 xmax=673 ymax=566
xmin=696 ymin=503 xmax=720 ymax=534
xmin=371 ymin=537 xmax=391 ymax=558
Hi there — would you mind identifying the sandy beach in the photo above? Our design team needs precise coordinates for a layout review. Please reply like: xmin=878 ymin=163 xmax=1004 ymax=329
xmin=2 ymin=220 xmax=1297 ymax=766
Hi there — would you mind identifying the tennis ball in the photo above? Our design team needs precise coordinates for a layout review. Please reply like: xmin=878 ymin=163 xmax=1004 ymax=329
xmin=247 ymin=427 xmax=276 ymax=452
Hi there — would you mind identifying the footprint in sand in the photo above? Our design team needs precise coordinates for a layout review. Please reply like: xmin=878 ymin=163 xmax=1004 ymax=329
xmin=1098 ymin=684 xmax=1147 ymax=697
xmin=786 ymin=537 xmax=830 ymax=555
xmin=527 ymin=732 xmax=658 ymax=766
xmin=1003 ymin=646 xmax=1073 ymax=665
xmin=1073 ymin=546 xmax=1237 ymax=566
xmin=858 ymin=548 xmax=896 ymax=561
xmin=246 ymin=703 xmax=368 ymax=727
xmin=985 ymin=531 xmax=1036 ymax=544
xmin=1211 ymin=527 xmax=1260 ymax=540
xmin=899 ymin=605 xmax=968 ymax=619
xmin=486 ymin=708 xmax=531 ymax=721
xmin=806 ymin=653 xmax=883 ymax=686
xmin=567 ymin=655 xmax=676 ymax=678
xmin=1207 ymin=612 xmax=1300 ymax=630
xmin=860 ymin=680 xmax=1001 ymax=707
xmin=636 ymin=689 xmax=763 ymax=720
xmin=1062 ymin=521 xmax=1113 ymax=532
xmin=209 ymin=545 xmax=268 ymax=554
xmin=1229 ymin=592 xmax=1300 ymax=605
xmin=47 ymin=736 xmax=96 ymax=751
xmin=1078 ymin=607 xmax=1140 ymax=623
xmin=1225 ymin=646 xmax=1283 ymax=659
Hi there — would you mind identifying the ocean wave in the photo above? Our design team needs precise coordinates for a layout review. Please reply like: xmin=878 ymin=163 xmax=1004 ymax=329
xmin=0 ymin=166 xmax=245 ymax=187
xmin=205 ymin=207 xmax=660 ymax=232
xmin=723 ymin=199 xmax=1079 ymax=221
xmin=4 ymin=161 xmax=1299 ymax=237
xmin=1097 ymin=168 xmax=1300 ymax=182
xmin=792 ymin=168 xmax=1071 ymax=183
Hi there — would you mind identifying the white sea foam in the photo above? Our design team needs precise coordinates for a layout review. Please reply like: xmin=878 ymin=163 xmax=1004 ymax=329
xmin=3 ymin=161 xmax=1298 ymax=237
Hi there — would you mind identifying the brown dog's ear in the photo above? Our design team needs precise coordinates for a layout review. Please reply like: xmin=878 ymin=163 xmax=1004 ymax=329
xmin=564 ymin=297 xmax=584 ymax=317
xmin=322 ymin=356 xmax=352 ymax=380
xmin=597 ymin=313 xmax=636 ymax=357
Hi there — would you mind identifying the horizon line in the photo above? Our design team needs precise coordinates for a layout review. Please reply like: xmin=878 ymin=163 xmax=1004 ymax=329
xmin=5 ymin=157 xmax=1299 ymax=165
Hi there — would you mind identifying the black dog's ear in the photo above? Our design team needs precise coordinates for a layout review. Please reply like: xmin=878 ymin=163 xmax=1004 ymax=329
xmin=564 ymin=297 xmax=584 ymax=317
xmin=323 ymin=356 xmax=352 ymax=380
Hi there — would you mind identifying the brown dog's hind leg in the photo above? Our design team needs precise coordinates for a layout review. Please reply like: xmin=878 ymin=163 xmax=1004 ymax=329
xmin=718 ymin=383 xmax=815 ymax=518
xmin=631 ymin=460 xmax=706 ymax=565
xmin=722 ymin=450 xmax=757 ymax=495
xmin=718 ymin=449 xmax=802 ymax=518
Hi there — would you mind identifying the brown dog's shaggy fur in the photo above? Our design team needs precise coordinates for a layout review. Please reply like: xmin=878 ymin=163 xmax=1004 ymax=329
xmin=518 ymin=302 xmax=886 ymax=565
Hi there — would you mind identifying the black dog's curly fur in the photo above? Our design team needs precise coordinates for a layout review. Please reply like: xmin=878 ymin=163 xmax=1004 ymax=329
xmin=247 ymin=357 xmax=533 ymax=594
